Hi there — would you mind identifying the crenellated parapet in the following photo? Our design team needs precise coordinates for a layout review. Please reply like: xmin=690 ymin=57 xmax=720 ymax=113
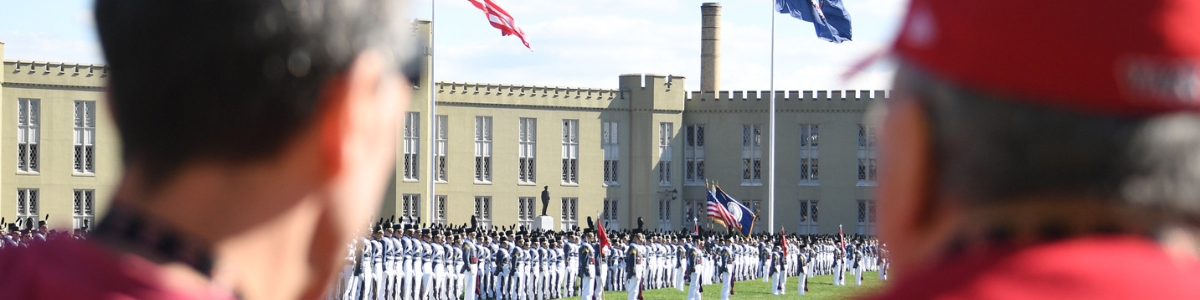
xmin=3 ymin=60 xmax=109 ymax=89
xmin=684 ymin=89 xmax=889 ymax=112
xmin=435 ymin=81 xmax=631 ymax=110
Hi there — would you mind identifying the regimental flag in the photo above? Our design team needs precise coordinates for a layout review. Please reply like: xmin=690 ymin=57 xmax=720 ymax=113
xmin=839 ymin=224 xmax=846 ymax=251
xmin=466 ymin=0 xmax=532 ymax=50
xmin=706 ymin=185 xmax=757 ymax=236
xmin=781 ymin=228 xmax=788 ymax=256
xmin=597 ymin=218 xmax=611 ymax=251
xmin=776 ymin=0 xmax=852 ymax=43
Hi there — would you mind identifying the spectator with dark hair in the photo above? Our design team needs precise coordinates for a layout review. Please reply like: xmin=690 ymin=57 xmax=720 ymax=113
xmin=0 ymin=0 xmax=417 ymax=299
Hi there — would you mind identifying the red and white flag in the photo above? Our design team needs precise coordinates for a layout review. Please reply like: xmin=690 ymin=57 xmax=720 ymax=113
xmin=781 ymin=228 xmax=788 ymax=256
xmin=839 ymin=225 xmax=846 ymax=250
xmin=466 ymin=0 xmax=532 ymax=50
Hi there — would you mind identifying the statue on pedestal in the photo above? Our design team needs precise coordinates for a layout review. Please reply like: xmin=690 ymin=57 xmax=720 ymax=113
xmin=541 ymin=186 xmax=550 ymax=216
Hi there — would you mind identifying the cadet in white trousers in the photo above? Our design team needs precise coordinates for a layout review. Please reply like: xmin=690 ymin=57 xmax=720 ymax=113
xmin=402 ymin=232 xmax=417 ymax=300
xmin=674 ymin=244 xmax=686 ymax=291
xmin=718 ymin=240 xmax=733 ymax=300
xmin=686 ymin=240 xmax=705 ymax=300
xmin=421 ymin=233 xmax=437 ymax=300
xmin=798 ymin=252 xmax=808 ymax=295
xmin=626 ymin=233 xmax=645 ymax=300
xmin=771 ymin=247 xmax=785 ymax=295
xmin=856 ymin=248 xmax=865 ymax=286
xmin=596 ymin=243 xmax=608 ymax=300
xmin=579 ymin=231 xmax=597 ymax=300
xmin=463 ymin=234 xmax=479 ymax=300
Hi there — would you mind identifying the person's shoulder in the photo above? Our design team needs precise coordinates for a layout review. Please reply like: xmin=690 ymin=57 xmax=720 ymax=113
xmin=0 ymin=239 xmax=234 ymax=300
xmin=865 ymin=236 xmax=1200 ymax=300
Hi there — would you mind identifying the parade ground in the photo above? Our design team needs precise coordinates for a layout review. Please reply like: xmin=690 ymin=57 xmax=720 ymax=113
xmin=564 ymin=271 xmax=885 ymax=300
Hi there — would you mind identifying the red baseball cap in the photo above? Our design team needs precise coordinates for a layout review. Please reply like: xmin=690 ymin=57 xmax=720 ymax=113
xmin=892 ymin=0 xmax=1200 ymax=116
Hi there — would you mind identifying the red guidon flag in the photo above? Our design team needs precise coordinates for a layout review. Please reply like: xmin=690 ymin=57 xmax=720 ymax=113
xmin=466 ymin=0 xmax=532 ymax=50
xmin=781 ymin=228 xmax=788 ymax=256
xmin=596 ymin=219 xmax=611 ymax=251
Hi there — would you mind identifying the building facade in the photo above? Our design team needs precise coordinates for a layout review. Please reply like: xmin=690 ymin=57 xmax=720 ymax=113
xmin=0 ymin=41 xmax=121 ymax=231
xmin=386 ymin=19 xmax=887 ymax=235
xmin=0 ymin=14 xmax=887 ymax=235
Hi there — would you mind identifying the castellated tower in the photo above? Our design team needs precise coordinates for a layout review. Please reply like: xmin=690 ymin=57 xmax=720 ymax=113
xmin=701 ymin=3 xmax=721 ymax=92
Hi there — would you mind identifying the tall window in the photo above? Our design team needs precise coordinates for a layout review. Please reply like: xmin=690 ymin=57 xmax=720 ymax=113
xmin=16 ymin=189 xmax=38 ymax=223
xmin=560 ymin=197 xmax=578 ymax=230
xmin=798 ymin=200 xmax=818 ymax=234
xmin=561 ymin=120 xmax=579 ymax=184
xmin=17 ymin=99 xmax=39 ymax=173
xmin=657 ymin=198 xmax=672 ymax=230
xmin=602 ymin=198 xmax=619 ymax=228
xmin=684 ymin=125 xmax=705 ymax=185
xmin=658 ymin=123 xmax=673 ymax=186
xmin=519 ymin=118 xmax=537 ymax=183
xmin=602 ymin=121 xmax=619 ymax=185
xmin=799 ymin=124 xmax=819 ymax=185
xmin=474 ymin=196 xmax=492 ymax=229
xmin=742 ymin=125 xmax=762 ymax=185
xmin=858 ymin=124 xmax=878 ymax=185
xmin=74 ymin=190 xmax=95 ymax=229
xmin=401 ymin=194 xmax=420 ymax=225
xmin=74 ymin=101 xmax=96 ymax=174
xmin=435 ymin=115 xmax=448 ymax=182
xmin=857 ymin=200 xmax=877 ymax=235
xmin=684 ymin=199 xmax=704 ymax=228
xmin=518 ymin=197 xmax=536 ymax=228
xmin=434 ymin=195 xmax=447 ymax=225
xmin=745 ymin=199 xmax=762 ymax=230
xmin=403 ymin=112 xmax=420 ymax=180
xmin=475 ymin=117 xmax=493 ymax=183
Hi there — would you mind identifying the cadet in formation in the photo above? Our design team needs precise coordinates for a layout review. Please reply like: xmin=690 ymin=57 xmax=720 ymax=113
xmin=327 ymin=215 xmax=886 ymax=300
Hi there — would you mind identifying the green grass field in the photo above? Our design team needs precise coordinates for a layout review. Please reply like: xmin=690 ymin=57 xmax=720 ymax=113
xmin=561 ymin=271 xmax=886 ymax=300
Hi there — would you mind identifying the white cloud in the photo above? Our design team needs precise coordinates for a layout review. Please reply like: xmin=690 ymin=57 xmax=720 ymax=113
xmin=0 ymin=31 xmax=103 ymax=64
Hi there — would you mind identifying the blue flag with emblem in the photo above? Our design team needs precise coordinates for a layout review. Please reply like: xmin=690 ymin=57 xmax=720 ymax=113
xmin=707 ymin=186 xmax=757 ymax=236
xmin=776 ymin=0 xmax=852 ymax=43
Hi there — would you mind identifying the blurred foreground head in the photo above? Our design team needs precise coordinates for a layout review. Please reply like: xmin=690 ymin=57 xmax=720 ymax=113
xmin=877 ymin=0 xmax=1200 ymax=293
xmin=94 ymin=0 xmax=414 ymax=298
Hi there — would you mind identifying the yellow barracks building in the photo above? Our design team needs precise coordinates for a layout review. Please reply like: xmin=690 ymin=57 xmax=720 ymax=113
xmin=0 ymin=5 xmax=888 ymax=235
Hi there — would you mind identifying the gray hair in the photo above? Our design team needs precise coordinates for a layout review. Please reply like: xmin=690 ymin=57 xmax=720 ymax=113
xmin=893 ymin=63 xmax=1200 ymax=221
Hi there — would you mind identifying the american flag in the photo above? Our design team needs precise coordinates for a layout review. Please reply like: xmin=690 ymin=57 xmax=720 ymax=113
xmin=706 ymin=187 xmax=739 ymax=229
xmin=466 ymin=0 xmax=532 ymax=50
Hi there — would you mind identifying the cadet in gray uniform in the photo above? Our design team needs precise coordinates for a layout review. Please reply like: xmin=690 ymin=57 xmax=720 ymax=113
xmin=686 ymin=238 xmax=705 ymax=300
xmin=578 ymin=230 xmax=597 ymax=300
xmin=380 ymin=223 xmax=396 ymax=300
xmin=362 ymin=227 xmax=382 ymax=300
xmin=494 ymin=237 xmax=510 ymax=300
xmin=565 ymin=233 xmax=579 ymax=297
xmin=625 ymin=232 xmax=646 ymax=300
xmin=463 ymin=229 xmax=479 ymax=300
xmin=717 ymin=238 xmax=733 ymax=300
xmin=420 ymin=229 xmax=437 ymax=300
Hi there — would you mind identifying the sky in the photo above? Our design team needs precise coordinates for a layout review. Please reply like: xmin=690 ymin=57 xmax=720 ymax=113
xmin=0 ymin=0 xmax=908 ymax=91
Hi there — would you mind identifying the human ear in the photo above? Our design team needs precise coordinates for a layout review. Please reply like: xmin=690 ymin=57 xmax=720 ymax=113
xmin=876 ymin=95 xmax=937 ymax=275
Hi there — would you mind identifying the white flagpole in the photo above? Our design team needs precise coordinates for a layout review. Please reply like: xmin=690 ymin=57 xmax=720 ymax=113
xmin=428 ymin=0 xmax=438 ymax=224
xmin=768 ymin=0 xmax=777 ymax=234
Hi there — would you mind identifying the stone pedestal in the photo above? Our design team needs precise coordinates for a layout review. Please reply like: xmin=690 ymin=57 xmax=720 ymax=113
xmin=534 ymin=215 xmax=555 ymax=231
